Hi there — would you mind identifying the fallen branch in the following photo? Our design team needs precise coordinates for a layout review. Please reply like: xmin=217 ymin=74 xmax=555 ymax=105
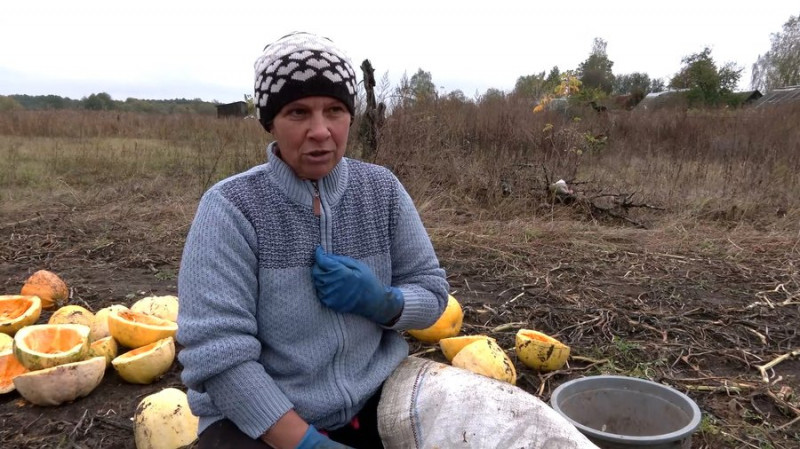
xmin=491 ymin=322 xmax=527 ymax=333
xmin=756 ymin=349 xmax=800 ymax=383
xmin=746 ymin=284 xmax=800 ymax=309
xmin=69 ymin=409 xmax=89 ymax=438
xmin=410 ymin=347 xmax=438 ymax=357
xmin=773 ymin=415 xmax=800 ymax=432
xmin=0 ymin=214 xmax=43 ymax=230
xmin=683 ymin=384 xmax=746 ymax=394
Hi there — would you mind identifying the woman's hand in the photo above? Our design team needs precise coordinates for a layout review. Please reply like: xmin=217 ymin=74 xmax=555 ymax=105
xmin=261 ymin=411 xmax=352 ymax=449
xmin=295 ymin=426 xmax=354 ymax=449
xmin=312 ymin=246 xmax=404 ymax=325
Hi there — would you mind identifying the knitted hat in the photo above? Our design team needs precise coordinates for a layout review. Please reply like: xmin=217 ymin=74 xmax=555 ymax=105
xmin=254 ymin=32 xmax=357 ymax=131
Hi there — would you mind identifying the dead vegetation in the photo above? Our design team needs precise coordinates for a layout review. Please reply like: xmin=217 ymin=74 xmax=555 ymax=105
xmin=1 ymin=104 xmax=799 ymax=448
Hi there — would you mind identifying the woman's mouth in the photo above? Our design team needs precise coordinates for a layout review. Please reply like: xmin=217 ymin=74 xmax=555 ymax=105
xmin=306 ymin=150 xmax=331 ymax=161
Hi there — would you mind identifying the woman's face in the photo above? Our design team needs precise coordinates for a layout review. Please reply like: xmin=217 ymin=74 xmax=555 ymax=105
xmin=270 ymin=96 xmax=351 ymax=180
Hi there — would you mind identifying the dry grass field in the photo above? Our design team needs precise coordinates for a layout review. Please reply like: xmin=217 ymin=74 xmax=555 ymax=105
xmin=1 ymin=103 xmax=798 ymax=448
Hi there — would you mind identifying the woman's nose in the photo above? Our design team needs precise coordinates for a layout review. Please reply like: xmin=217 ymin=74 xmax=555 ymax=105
xmin=307 ymin=113 xmax=332 ymax=140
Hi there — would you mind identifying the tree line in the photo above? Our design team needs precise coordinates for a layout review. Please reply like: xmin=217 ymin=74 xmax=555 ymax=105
xmin=0 ymin=93 xmax=218 ymax=115
xmin=392 ymin=11 xmax=799 ymax=110
xmin=1 ymin=11 xmax=797 ymax=114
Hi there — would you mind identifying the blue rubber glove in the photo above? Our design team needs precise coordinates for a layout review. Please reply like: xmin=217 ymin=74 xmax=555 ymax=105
xmin=296 ymin=425 xmax=353 ymax=449
xmin=312 ymin=245 xmax=404 ymax=325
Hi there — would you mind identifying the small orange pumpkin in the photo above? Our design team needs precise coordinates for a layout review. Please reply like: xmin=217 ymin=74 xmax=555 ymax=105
xmin=20 ymin=270 xmax=69 ymax=310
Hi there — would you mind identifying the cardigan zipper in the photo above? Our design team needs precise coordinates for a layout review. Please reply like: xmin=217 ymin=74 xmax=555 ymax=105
xmin=311 ymin=181 xmax=321 ymax=217
xmin=311 ymin=180 xmax=355 ymax=412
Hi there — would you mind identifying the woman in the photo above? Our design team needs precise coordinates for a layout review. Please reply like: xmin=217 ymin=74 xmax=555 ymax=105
xmin=176 ymin=32 xmax=449 ymax=449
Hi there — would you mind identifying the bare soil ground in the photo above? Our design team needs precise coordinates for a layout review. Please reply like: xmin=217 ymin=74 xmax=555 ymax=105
xmin=1 ymin=187 xmax=798 ymax=449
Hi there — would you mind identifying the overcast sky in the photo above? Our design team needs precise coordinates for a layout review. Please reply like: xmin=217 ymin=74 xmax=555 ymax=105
xmin=1 ymin=1 xmax=797 ymax=103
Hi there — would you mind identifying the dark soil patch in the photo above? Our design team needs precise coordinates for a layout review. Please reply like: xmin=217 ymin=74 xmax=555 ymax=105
xmin=1 ymin=200 xmax=798 ymax=448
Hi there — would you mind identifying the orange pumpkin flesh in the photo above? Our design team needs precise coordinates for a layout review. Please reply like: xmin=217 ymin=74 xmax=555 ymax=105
xmin=108 ymin=310 xmax=178 ymax=349
xmin=0 ymin=295 xmax=42 ymax=336
xmin=13 ymin=324 xmax=91 ymax=371
xmin=19 ymin=326 xmax=86 ymax=354
xmin=20 ymin=270 xmax=68 ymax=310
xmin=0 ymin=351 xmax=29 ymax=394
xmin=0 ymin=298 xmax=33 ymax=320
xmin=120 ymin=311 xmax=168 ymax=325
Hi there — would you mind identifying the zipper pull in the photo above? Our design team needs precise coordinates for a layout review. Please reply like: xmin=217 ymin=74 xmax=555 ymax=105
xmin=312 ymin=182 xmax=321 ymax=217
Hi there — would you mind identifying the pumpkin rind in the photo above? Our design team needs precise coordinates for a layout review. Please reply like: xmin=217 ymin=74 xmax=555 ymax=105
xmin=451 ymin=338 xmax=517 ymax=385
xmin=134 ymin=387 xmax=199 ymax=449
xmin=407 ymin=294 xmax=463 ymax=343
xmin=0 ymin=350 xmax=29 ymax=394
xmin=514 ymin=329 xmax=571 ymax=372
xmin=89 ymin=336 xmax=119 ymax=367
xmin=439 ymin=334 xmax=497 ymax=362
xmin=131 ymin=295 xmax=179 ymax=322
xmin=0 ymin=295 xmax=42 ymax=336
xmin=108 ymin=309 xmax=178 ymax=349
xmin=112 ymin=336 xmax=175 ymax=384
xmin=91 ymin=304 xmax=129 ymax=341
xmin=12 ymin=356 xmax=106 ymax=406
xmin=0 ymin=333 xmax=13 ymax=352
xmin=20 ymin=270 xmax=68 ymax=310
xmin=13 ymin=323 xmax=91 ymax=371
xmin=48 ymin=305 xmax=95 ymax=329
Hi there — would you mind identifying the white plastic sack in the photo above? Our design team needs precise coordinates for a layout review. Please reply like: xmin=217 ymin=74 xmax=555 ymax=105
xmin=378 ymin=356 xmax=598 ymax=449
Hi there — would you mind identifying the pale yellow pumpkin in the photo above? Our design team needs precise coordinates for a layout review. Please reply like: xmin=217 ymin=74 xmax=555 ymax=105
xmin=130 ymin=295 xmax=179 ymax=322
xmin=91 ymin=304 xmax=129 ymax=341
xmin=48 ymin=305 xmax=95 ymax=331
xmin=0 ymin=333 xmax=13 ymax=352
xmin=439 ymin=334 xmax=497 ymax=362
xmin=451 ymin=338 xmax=517 ymax=385
xmin=13 ymin=356 xmax=106 ymax=406
xmin=111 ymin=336 xmax=175 ymax=384
xmin=134 ymin=387 xmax=199 ymax=449
xmin=89 ymin=336 xmax=119 ymax=367
xmin=515 ymin=329 xmax=571 ymax=372
xmin=108 ymin=309 xmax=178 ymax=349
xmin=0 ymin=295 xmax=42 ymax=336
xmin=13 ymin=323 xmax=90 ymax=371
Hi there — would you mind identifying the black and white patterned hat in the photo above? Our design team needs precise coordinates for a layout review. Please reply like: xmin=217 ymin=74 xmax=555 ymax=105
xmin=254 ymin=32 xmax=357 ymax=130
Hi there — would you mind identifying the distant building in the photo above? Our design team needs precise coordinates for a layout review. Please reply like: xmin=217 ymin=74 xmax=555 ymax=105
xmin=216 ymin=101 xmax=248 ymax=118
xmin=634 ymin=89 xmax=689 ymax=111
xmin=731 ymin=90 xmax=763 ymax=105
xmin=753 ymin=85 xmax=800 ymax=108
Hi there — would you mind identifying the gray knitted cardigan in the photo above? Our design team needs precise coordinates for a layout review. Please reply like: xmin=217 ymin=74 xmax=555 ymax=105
xmin=176 ymin=143 xmax=449 ymax=439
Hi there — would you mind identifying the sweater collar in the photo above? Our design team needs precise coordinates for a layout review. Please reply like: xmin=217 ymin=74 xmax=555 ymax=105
xmin=264 ymin=141 xmax=349 ymax=207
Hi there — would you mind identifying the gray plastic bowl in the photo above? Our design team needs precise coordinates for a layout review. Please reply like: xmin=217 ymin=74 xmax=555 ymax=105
xmin=550 ymin=375 xmax=702 ymax=449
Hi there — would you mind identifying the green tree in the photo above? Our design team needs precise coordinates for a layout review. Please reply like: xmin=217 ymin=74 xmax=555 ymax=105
xmin=613 ymin=72 xmax=651 ymax=96
xmin=513 ymin=72 xmax=547 ymax=98
xmin=244 ymin=94 xmax=255 ymax=115
xmin=0 ymin=95 xmax=23 ymax=111
xmin=650 ymin=78 xmax=666 ymax=93
xmin=480 ymin=88 xmax=505 ymax=102
xmin=578 ymin=38 xmax=615 ymax=94
xmin=408 ymin=69 xmax=436 ymax=103
xmin=445 ymin=90 xmax=467 ymax=102
xmin=751 ymin=12 xmax=800 ymax=91
xmin=670 ymin=47 xmax=742 ymax=107
xmin=83 ymin=92 xmax=115 ymax=110
xmin=545 ymin=66 xmax=561 ymax=90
